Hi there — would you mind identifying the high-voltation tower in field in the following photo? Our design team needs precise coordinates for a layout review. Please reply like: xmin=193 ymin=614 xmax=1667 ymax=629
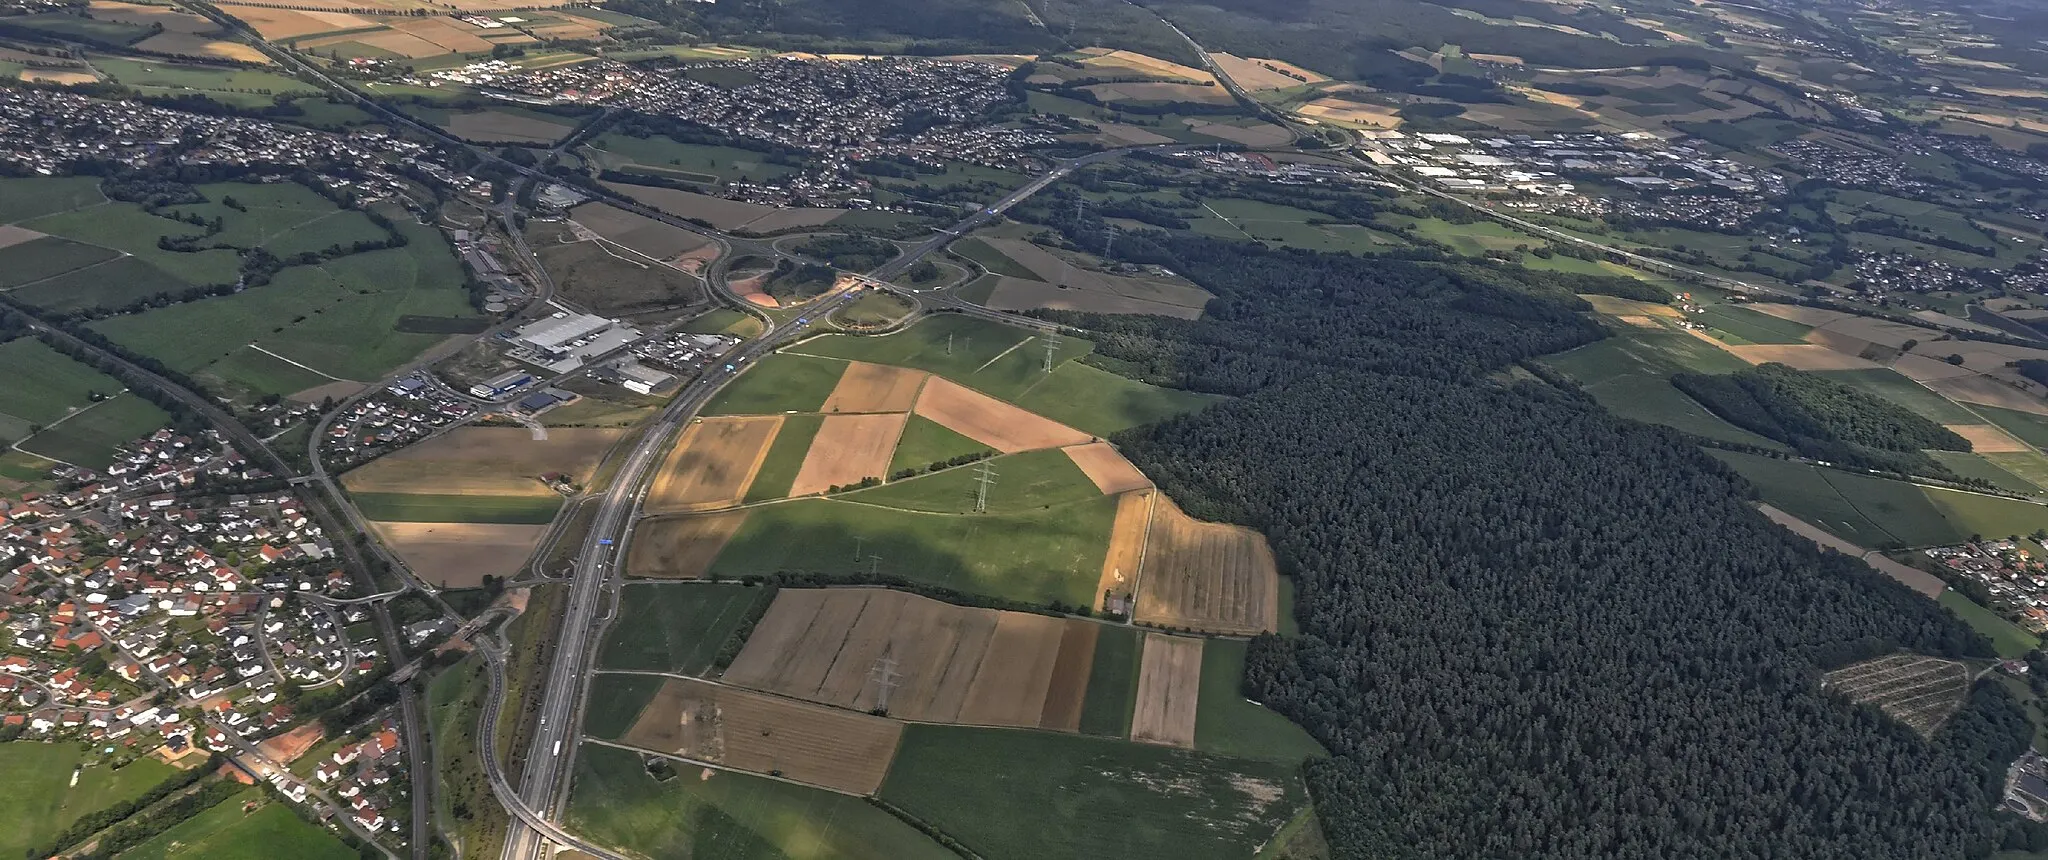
xmin=1042 ymin=332 xmax=1062 ymax=373
xmin=973 ymin=460 xmax=998 ymax=514
xmin=867 ymin=656 xmax=901 ymax=715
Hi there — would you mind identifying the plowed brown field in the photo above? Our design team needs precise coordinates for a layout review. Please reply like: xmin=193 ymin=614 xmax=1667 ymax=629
xmin=1134 ymin=495 xmax=1279 ymax=636
xmin=787 ymin=413 xmax=907 ymax=496
xmin=1931 ymin=375 xmax=2048 ymax=416
xmin=1947 ymin=424 xmax=2030 ymax=453
xmin=1063 ymin=442 xmax=1150 ymax=494
xmin=913 ymin=377 xmax=1091 ymax=453
xmin=620 ymin=676 xmax=901 ymax=794
xmin=820 ymin=361 xmax=928 ymax=413
xmin=625 ymin=511 xmax=749 ymax=578
xmin=1130 ymin=633 xmax=1201 ymax=748
xmin=645 ymin=416 xmax=781 ymax=513
xmin=722 ymin=589 xmax=1091 ymax=729
xmin=371 ymin=522 xmax=546 ymax=588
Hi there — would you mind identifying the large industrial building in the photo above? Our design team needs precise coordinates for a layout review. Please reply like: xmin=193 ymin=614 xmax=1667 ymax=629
xmin=509 ymin=312 xmax=641 ymax=373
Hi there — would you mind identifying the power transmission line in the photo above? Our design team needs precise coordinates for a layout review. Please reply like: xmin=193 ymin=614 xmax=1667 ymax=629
xmin=1042 ymin=332 xmax=1062 ymax=373
xmin=972 ymin=460 xmax=998 ymax=514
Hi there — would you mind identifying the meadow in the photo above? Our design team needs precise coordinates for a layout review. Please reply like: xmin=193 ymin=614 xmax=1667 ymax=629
xmin=1078 ymin=624 xmax=1141 ymax=737
xmin=851 ymin=448 xmax=1104 ymax=514
xmin=708 ymin=495 xmax=1116 ymax=607
xmin=1542 ymin=329 xmax=1785 ymax=448
xmin=585 ymin=674 xmax=664 ymax=740
xmin=1940 ymin=591 xmax=2040 ymax=659
xmin=427 ymin=656 xmax=506 ymax=860
xmin=12 ymin=256 xmax=191 ymax=313
xmin=0 ymin=743 xmax=176 ymax=859
xmin=584 ymin=134 xmax=797 ymax=186
xmin=1012 ymin=361 xmax=1223 ymax=437
xmin=1818 ymin=368 xmax=1985 ymax=425
xmin=26 ymin=204 xmax=240 ymax=285
xmin=1706 ymin=450 xmax=1972 ymax=548
xmin=91 ymin=55 xmax=318 ymax=105
xmin=0 ymin=337 xmax=127 ymax=427
xmin=19 ymin=393 xmax=171 ymax=468
xmin=704 ymin=353 xmax=846 ymax=415
xmin=568 ymin=744 xmax=955 ymax=860
xmin=1689 ymin=303 xmax=1814 ymax=344
xmin=1194 ymin=638 xmax=1326 ymax=763
xmin=0 ymin=236 xmax=119 ymax=288
xmin=738 ymin=413 xmax=823 ymax=502
xmin=0 ymin=176 xmax=104 ymax=223
xmin=353 ymin=492 xmax=563 ymax=524
xmin=887 ymin=414 xmax=991 ymax=475
xmin=116 ymin=789 xmax=358 ymax=860
xmin=879 ymin=725 xmax=1307 ymax=860
xmin=598 ymin=583 xmax=772 ymax=674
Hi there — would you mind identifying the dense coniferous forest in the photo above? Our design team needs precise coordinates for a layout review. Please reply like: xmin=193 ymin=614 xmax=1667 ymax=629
xmin=1034 ymin=209 xmax=2037 ymax=858
xmin=1672 ymin=363 xmax=1971 ymax=476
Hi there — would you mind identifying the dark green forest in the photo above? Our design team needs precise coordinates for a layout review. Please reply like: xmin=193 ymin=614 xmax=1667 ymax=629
xmin=1672 ymin=362 xmax=1971 ymax=476
xmin=1028 ymin=204 xmax=2039 ymax=858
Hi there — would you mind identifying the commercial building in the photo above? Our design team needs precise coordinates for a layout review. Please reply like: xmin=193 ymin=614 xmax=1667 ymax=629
xmin=469 ymin=370 xmax=533 ymax=399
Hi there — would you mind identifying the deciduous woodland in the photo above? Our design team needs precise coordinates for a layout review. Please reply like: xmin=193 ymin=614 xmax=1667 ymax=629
xmin=1038 ymin=208 xmax=2042 ymax=858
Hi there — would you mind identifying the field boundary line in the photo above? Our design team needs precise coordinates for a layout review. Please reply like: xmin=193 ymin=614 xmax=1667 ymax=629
xmin=1 ymin=251 xmax=128 ymax=292
xmin=248 ymin=344 xmax=351 ymax=382
xmin=9 ymin=387 xmax=130 ymax=464
xmin=581 ymin=736 xmax=870 ymax=798
xmin=971 ymin=334 xmax=1035 ymax=373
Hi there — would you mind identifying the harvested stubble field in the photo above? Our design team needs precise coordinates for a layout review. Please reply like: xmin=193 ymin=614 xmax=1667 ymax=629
xmin=134 ymin=32 xmax=267 ymax=63
xmin=1083 ymin=81 xmax=1235 ymax=104
xmin=1074 ymin=48 xmax=1213 ymax=83
xmin=619 ymin=675 xmax=902 ymax=794
xmin=820 ymin=361 xmax=927 ymax=413
xmin=1097 ymin=490 xmax=1153 ymax=612
xmin=787 ymin=413 xmax=906 ymax=496
xmin=1718 ymin=341 xmax=1881 ymax=370
xmin=1134 ymin=496 xmax=1280 ymax=636
xmin=1821 ymin=653 xmax=1971 ymax=735
xmin=569 ymin=202 xmax=715 ymax=262
xmin=91 ymin=0 xmax=219 ymax=33
xmin=913 ymin=377 xmax=1092 ymax=453
xmin=625 ymin=510 xmax=749 ymax=579
xmin=1210 ymin=52 xmax=1327 ymax=91
xmin=369 ymin=521 xmax=545 ymax=588
xmin=1930 ymin=375 xmax=2048 ymax=416
xmin=1131 ymin=633 xmax=1202 ymax=748
xmin=644 ymin=416 xmax=781 ymax=513
xmin=1063 ymin=442 xmax=1150 ymax=494
xmin=221 ymin=5 xmax=374 ymax=40
xmin=1947 ymin=423 xmax=2030 ymax=453
xmin=722 ymin=588 xmax=1096 ymax=730
xmin=342 ymin=426 xmax=622 ymax=496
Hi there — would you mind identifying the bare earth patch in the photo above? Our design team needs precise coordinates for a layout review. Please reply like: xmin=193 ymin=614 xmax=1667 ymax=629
xmin=1134 ymin=494 xmax=1280 ymax=636
xmin=625 ymin=511 xmax=750 ymax=579
xmin=1063 ymin=442 xmax=1151 ymax=495
xmin=289 ymin=380 xmax=365 ymax=405
xmin=1821 ymin=653 xmax=1970 ymax=735
xmin=644 ymin=416 xmax=782 ymax=514
xmin=913 ymin=377 xmax=1092 ymax=453
xmin=788 ymin=413 xmax=907 ymax=496
xmin=0 ymin=225 xmax=45 ymax=249
xmin=1130 ymin=633 xmax=1201 ymax=748
xmin=820 ymin=361 xmax=929 ymax=413
xmin=370 ymin=521 xmax=548 ymax=588
xmin=620 ymin=675 xmax=902 ymax=795
xmin=1947 ymin=424 xmax=2031 ymax=453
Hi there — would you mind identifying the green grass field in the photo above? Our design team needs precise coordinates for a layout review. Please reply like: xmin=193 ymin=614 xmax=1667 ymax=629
xmin=1815 ymin=369 xmax=1983 ymax=425
xmin=599 ymin=583 xmax=772 ymax=674
xmin=1012 ymin=361 xmax=1223 ymax=437
xmin=1921 ymin=487 xmax=2048 ymax=542
xmin=583 ymin=134 xmax=796 ymax=185
xmin=0 ymin=236 xmax=119 ymax=288
xmin=1707 ymin=450 xmax=1969 ymax=548
xmin=710 ymin=495 xmax=1115 ymax=607
xmin=584 ymin=674 xmax=665 ymax=740
xmin=789 ymin=314 xmax=1094 ymax=401
xmin=0 ymin=338 xmax=127 ymax=427
xmin=741 ymin=413 xmax=823 ymax=502
xmin=887 ymin=414 xmax=991 ymax=474
xmin=4 ymin=12 xmax=151 ymax=43
xmin=681 ymin=308 xmax=763 ymax=338
xmin=1689 ymin=304 xmax=1813 ymax=344
xmin=353 ymin=492 xmax=563 ymax=524
xmin=705 ymin=353 xmax=847 ymax=415
xmin=91 ymin=55 xmax=319 ymax=105
xmin=1988 ymin=451 xmax=2048 ymax=492
xmin=0 ymin=176 xmax=103 ymax=224
xmin=1079 ymin=624 xmax=1140 ymax=737
xmin=880 ymin=725 xmax=1307 ymax=860
xmin=198 ymin=346 xmax=334 ymax=399
xmin=1929 ymin=451 xmax=2042 ymax=494
xmin=25 ymin=204 xmax=241 ymax=285
xmin=18 ymin=392 xmax=171 ymax=468
xmin=1194 ymin=638 xmax=1326 ymax=763
xmin=1940 ymin=591 xmax=2040 ymax=658
xmin=11 ymin=256 xmax=191 ymax=313
xmin=117 ymin=789 xmax=358 ymax=860
xmin=954 ymin=238 xmax=1040 ymax=279
xmin=1543 ymin=330 xmax=1785 ymax=448
xmin=851 ymin=448 xmax=1102 ymax=514
xmin=0 ymin=743 xmax=177 ymax=859
xmin=570 ymin=743 xmax=954 ymax=860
